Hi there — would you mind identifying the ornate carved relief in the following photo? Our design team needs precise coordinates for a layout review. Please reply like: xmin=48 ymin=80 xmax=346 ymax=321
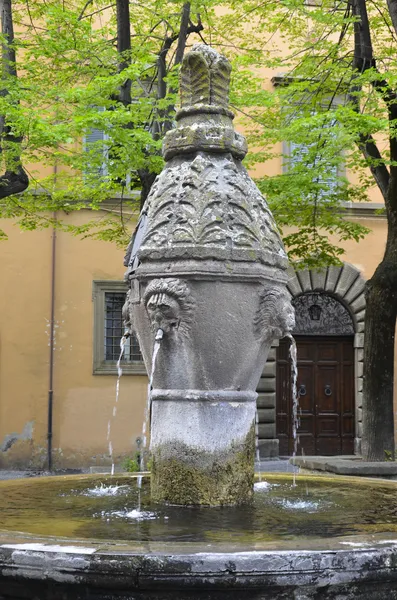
xmin=143 ymin=278 xmax=195 ymax=336
xmin=141 ymin=153 xmax=284 ymax=261
xmin=292 ymin=292 xmax=354 ymax=335
xmin=255 ymin=288 xmax=295 ymax=342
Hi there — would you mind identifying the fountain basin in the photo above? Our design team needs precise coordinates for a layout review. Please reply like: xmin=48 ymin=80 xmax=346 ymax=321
xmin=2 ymin=474 xmax=397 ymax=598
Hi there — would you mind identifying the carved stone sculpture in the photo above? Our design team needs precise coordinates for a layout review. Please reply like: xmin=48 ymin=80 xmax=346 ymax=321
xmin=125 ymin=44 xmax=294 ymax=505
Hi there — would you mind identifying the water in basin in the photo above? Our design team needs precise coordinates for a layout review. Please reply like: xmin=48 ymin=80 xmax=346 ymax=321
xmin=2 ymin=473 xmax=397 ymax=545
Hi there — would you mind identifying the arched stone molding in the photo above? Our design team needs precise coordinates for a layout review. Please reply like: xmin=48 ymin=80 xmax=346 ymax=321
xmin=257 ymin=262 xmax=366 ymax=458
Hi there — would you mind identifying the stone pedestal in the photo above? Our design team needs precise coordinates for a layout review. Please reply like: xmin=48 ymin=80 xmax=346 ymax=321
xmin=150 ymin=391 xmax=256 ymax=505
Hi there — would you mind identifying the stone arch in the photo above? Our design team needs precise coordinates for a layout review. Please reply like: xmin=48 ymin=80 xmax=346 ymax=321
xmin=286 ymin=263 xmax=366 ymax=336
xmin=257 ymin=262 xmax=366 ymax=458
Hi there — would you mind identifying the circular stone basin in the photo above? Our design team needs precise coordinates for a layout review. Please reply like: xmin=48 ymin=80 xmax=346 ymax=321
xmin=1 ymin=473 xmax=397 ymax=599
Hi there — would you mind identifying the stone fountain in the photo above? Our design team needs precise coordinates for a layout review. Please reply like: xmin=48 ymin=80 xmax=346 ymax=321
xmin=2 ymin=46 xmax=397 ymax=600
xmin=124 ymin=44 xmax=294 ymax=506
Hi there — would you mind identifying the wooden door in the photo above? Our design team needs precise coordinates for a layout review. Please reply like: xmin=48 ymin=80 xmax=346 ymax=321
xmin=276 ymin=336 xmax=355 ymax=456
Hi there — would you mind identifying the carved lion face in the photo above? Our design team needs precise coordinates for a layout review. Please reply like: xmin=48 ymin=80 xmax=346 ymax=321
xmin=146 ymin=293 xmax=180 ymax=333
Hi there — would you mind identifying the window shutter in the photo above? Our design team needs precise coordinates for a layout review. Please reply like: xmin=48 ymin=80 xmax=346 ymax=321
xmin=288 ymin=117 xmax=340 ymax=199
xmin=84 ymin=107 xmax=108 ymax=177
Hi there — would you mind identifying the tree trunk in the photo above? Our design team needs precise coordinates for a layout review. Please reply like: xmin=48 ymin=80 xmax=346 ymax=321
xmin=362 ymin=182 xmax=397 ymax=460
xmin=0 ymin=0 xmax=28 ymax=197
xmin=138 ymin=168 xmax=157 ymax=211
xmin=362 ymin=279 xmax=397 ymax=460
xmin=116 ymin=0 xmax=131 ymax=107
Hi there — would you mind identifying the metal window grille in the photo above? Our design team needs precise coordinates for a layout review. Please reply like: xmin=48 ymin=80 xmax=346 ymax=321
xmin=104 ymin=292 xmax=142 ymax=362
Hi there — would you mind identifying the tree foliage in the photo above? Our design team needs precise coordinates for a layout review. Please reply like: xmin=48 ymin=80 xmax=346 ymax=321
xmin=0 ymin=0 xmax=369 ymax=266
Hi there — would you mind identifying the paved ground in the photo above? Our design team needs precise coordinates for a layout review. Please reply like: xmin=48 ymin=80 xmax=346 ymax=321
xmin=258 ymin=459 xmax=298 ymax=473
xmin=0 ymin=460 xmax=297 ymax=480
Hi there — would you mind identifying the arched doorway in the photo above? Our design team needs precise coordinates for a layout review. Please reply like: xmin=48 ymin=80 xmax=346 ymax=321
xmin=276 ymin=292 xmax=355 ymax=455
xmin=257 ymin=263 xmax=366 ymax=459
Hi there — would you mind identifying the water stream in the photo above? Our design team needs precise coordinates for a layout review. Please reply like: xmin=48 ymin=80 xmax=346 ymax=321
xmin=137 ymin=328 xmax=163 ymax=510
xmin=255 ymin=408 xmax=262 ymax=482
xmin=107 ymin=334 xmax=129 ymax=476
xmin=287 ymin=333 xmax=299 ymax=486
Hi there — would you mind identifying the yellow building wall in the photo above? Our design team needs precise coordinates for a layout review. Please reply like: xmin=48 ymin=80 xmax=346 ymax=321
xmin=0 ymin=213 xmax=147 ymax=469
xmin=0 ymin=207 xmax=394 ymax=469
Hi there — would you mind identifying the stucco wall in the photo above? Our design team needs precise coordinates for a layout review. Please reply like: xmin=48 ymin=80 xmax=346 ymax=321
xmin=0 ymin=210 xmax=395 ymax=469
xmin=0 ymin=213 xmax=147 ymax=469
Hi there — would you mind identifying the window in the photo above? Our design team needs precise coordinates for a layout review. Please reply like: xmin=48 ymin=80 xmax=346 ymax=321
xmin=283 ymin=113 xmax=343 ymax=200
xmin=83 ymin=107 xmax=137 ymax=190
xmin=83 ymin=107 xmax=109 ymax=179
xmin=93 ymin=280 xmax=145 ymax=375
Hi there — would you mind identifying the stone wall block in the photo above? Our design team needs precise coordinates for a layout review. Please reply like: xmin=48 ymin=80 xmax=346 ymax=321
xmin=286 ymin=267 xmax=302 ymax=297
xmin=257 ymin=408 xmax=275 ymax=423
xmin=335 ymin=264 xmax=360 ymax=298
xmin=311 ymin=269 xmax=327 ymax=290
xmin=344 ymin=277 xmax=366 ymax=304
xmin=354 ymin=333 xmax=364 ymax=348
xmin=296 ymin=269 xmax=312 ymax=292
xmin=267 ymin=347 xmax=276 ymax=361
xmin=263 ymin=362 xmax=276 ymax=378
xmin=257 ymin=393 xmax=276 ymax=408
xmin=350 ymin=294 xmax=366 ymax=314
xmin=256 ymin=378 xmax=276 ymax=393
xmin=325 ymin=265 xmax=343 ymax=292
xmin=258 ymin=423 xmax=276 ymax=439
xmin=355 ymin=309 xmax=365 ymax=324
xmin=356 ymin=391 xmax=363 ymax=409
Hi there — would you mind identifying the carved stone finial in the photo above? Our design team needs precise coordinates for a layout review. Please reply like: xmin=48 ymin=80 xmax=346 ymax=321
xmin=180 ymin=44 xmax=232 ymax=111
xmin=163 ymin=44 xmax=247 ymax=160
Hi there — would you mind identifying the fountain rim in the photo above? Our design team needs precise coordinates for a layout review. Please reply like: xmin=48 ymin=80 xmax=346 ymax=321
xmin=2 ymin=473 xmax=397 ymax=593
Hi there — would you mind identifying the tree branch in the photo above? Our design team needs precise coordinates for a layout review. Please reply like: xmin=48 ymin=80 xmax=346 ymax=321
xmin=357 ymin=133 xmax=390 ymax=200
xmin=0 ymin=0 xmax=28 ymax=198
xmin=156 ymin=4 xmax=203 ymax=135
xmin=386 ymin=0 xmax=397 ymax=38
xmin=348 ymin=0 xmax=394 ymax=198
xmin=78 ymin=0 xmax=94 ymax=21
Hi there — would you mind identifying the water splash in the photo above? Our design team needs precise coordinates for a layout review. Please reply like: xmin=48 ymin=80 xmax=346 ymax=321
xmin=137 ymin=328 xmax=163 ymax=509
xmin=122 ymin=509 xmax=157 ymax=520
xmin=278 ymin=499 xmax=320 ymax=512
xmin=286 ymin=333 xmax=299 ymax=487
xmin=254 ymin=481 xmax=279 ymax=492
xmin=83 ymin=484 xmax=129 ymax=497
xmin=254 ymin=408 xmax=262 ymax=482
xmin=107 ymin=333 xmax=129 ymax=476
xmin=95 ymin=509 xmax=158 ymax=521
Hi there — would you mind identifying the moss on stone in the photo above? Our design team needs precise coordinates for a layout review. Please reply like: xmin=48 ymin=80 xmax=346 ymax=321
xmin=151 ymin=424 xmax=255 ymax=506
